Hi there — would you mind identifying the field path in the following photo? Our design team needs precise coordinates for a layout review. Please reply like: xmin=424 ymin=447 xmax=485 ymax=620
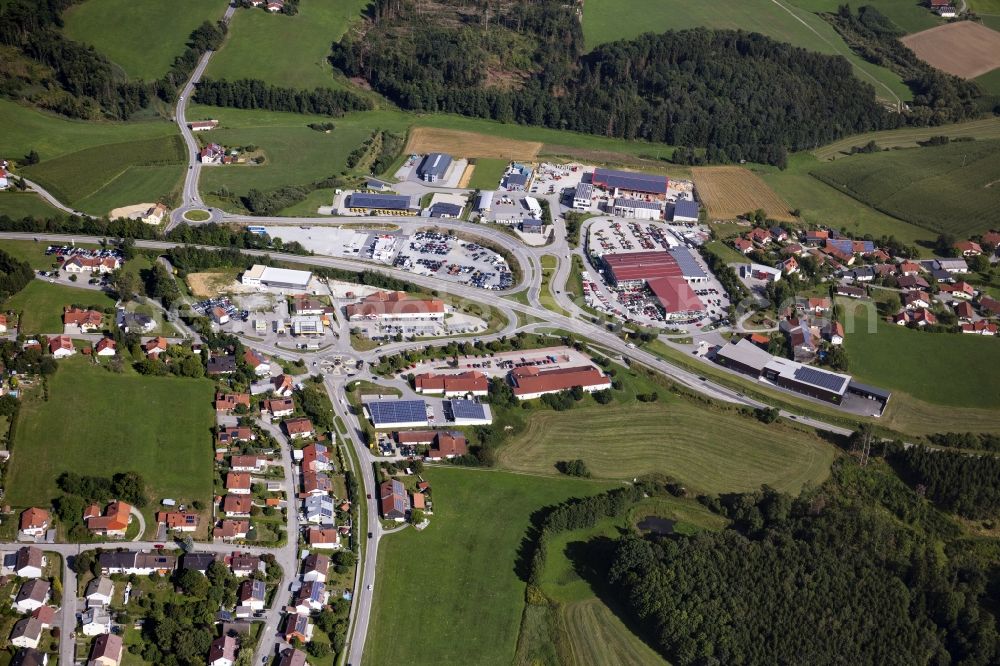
xmin=770 ymin=0 xmax=901 ymax=107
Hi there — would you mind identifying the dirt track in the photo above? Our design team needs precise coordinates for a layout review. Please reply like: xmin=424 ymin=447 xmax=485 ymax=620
xmin=902 ymin=22 xmax=1000 ymax=79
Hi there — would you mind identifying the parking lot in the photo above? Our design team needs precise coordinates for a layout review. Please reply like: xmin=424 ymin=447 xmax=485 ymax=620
xmin=351 ymin=310 xmax=487 ymax=342
xmin=45 ymin=244 xmax=123 ymax=262
xmin=392 ymin=232 xmax=513 ymax=290
xmin=401 ymin=345 xmax=599 ymax=380
xmin=192 ymin=296 xmax=247 ymax=322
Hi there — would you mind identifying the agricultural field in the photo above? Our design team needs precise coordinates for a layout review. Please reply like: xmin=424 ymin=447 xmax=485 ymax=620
xmin=365 ymin=467 xmax=614 ymax=666
xmin=759 ymin=155 xmax=936 ymax=252
xmin=497 ymin=398 xmax=834 ymax=495
xmin=787 ymin=0 xmax=942 ymax=34
xmin=405 ymin=127 xmax=541 ymax=160
xmin=206 ymin=0 xmax=369 ymax=90
xmin=63 ymin=0 xmax=230 ymax=80
xmin=901 ymin=22 xmax=1000 ymax=80
xmin=842 ymin=303 xmax=1000 ymax=410
xmin=0 ymin=192 xmax=64 ymax=220
xmin=466 ymin=158 xmax=512 ymax=190
xmin=3 ymin=280 xmax=117 ymax=333
xmin=21 ymin=135 xmax=186 ymax=216
xmin=5 ymin=356 xmax=215 ymax=508
xmin=809 ymin=140 xmax=1000 ymax=237
xmin=580 ymin=0 xmax=910 ymax=103
xmin=692 ymin=166 xmax=796 ymax=222
xmin=812 ymin=117 xmax=1000 ymax=160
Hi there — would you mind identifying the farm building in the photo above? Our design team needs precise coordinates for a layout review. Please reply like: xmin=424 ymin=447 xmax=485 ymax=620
xmin=241 ymin=265 xmax=312 ymax=290
xmin=612 ymin=198 xmax=661 ymax=220
xmin=345 ymin=193 xmax=419 ymax=216
xmin=417 ymin=153 xmax=453 ymax=182
xmin=188 ymin=120 xmax=218 ymax=131
xmin=592 ymin=168 xmax=668 ymax=200
xmin=671 ymin=199 xmax=699 ymax=222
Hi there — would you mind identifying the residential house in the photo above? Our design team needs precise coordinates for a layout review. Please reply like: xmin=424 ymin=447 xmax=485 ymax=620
xmin=302 ymin=553 xmax=329 ymax=584
xmin=236 ymin=579 xmax=266 ymax=615
xmin=980 ymin=296 xmax=1000 ymax=316
xmin=779 ymin=257 xmax=798 ymax=275
xmin=30 ymin=606 xmax=53 ymax=631
xmin=243 ymin=348 xmax=270 ymax=376
xmin=143 ymin=337 xmax=168 ymax=357
xmin=81 ymin=607 xmax=112 ymax=636
xmin=208 ymin=635 xmax=238 ymax=666
xmin=748 ymin=228 xmax=770 ymax=246
xmin=84 ymin=501 xmax=131 ymax=537
xmin=302 ymin=471 xmax=332 ymax=496
xmin=282 ymin=614 xmax=313 ymax=644
xmin=844 ymin=266 xmax=875 ymax=282
xmin=805 ymin=297 xmax=831 ymax=314
xmin=94 ymin=338 xmax=117 ymax=356
xmin=803 ymin=229 xmax=829 ymax=246
xmin=427 ymin=431 xmax=467 ymax=460
xmin=228 ymin=552 xmax=263 ymax=578
xmin=213 ymin=519 xmax=250 ymax=541
xmin=262 ymin=398 xmax=294 ymax=419
xmin=13 ymin=579 xmax=49 ymax=613
xmin=271 ymin=374 xmax=294 ymax=397
xmin=411 ymin=492 xmax=425 ymax=511
xmin=303 ymin=495 xmax=335 ymax=526
xmin=84 ymin=577 xmax=114 ymax=608
xmin=823 ymin=321 xmax=845 ymax=346
xmin=897 ymin=261 xmax=923 ymax=277
xmin=897 ymin=275 xmax=930 ymax=291
xmin=954 ymin=240 xmax=983 ymax=257
xmin=301 ymin=443 xmax=330 ymax=472
xmin=903 ymin=291 xmax=931 ymax=310
xmin=306 ymin=528 xmax=340 ymax=549
xmin=18 ymin=508 xmax=49 ymax=538
xmin=11 ymin=648 xmax=48 ymax=666
xmin=732 ymin=238 xmax=753 ymax=255
xmin=222 ymin=495 xmax=252 ymax=517
xmin=13 ymin=547 xmax=45 ymax=579
xmin=230 ymin=455 xmax=263 ymax=472
xmin=211 ymin=307 xmax=230 ymax=325
xmin=939 ymin=281 xmax=974 ymax=300
xmin=769 ymin=226 xmax=788 ymax=242
xmin=215 ymin=392 xmax=250 ymax=413
xmin=48 ymin=336 xmax=75 ymax=359
xmin=10 ymin=617 xmax=42 ymax=649
xmin=200 ymin=143 xmax=225 ymax=164
xmin=120 ymin=312 xmax=155 ymax=334
xmin=954 ymin=300 xmax=975 ymax=321
xmin=181 ymin=553 xmax=217 ymax=574
xmin=0 ymin=314 xmax=7 ymax=334
xmin=379 ymin=479 xmax=410 ymax=521
xmin=935 ymin=258 xmax=969 ymax=274
xmin=277 ymin=649 xmax=308 ymax=666
xmin=835 ymin=285 xmax=866 ymax=299
xmin=218 ymin=427 xmax=256 ymax=446
xmin=893 ymin=308 xmax=937 ymax=327
xmin=155 ymin=511 xmax=199 ymax=532
xmin=226 ymin=473 xmax=252 ymax=495
xmin=961 ymin=320 xmax=998 ymax=335
xmin=284 ymin=418 xmax=314 ymax=440
xmin=88 ymin=633 xmax=123 ymax=666
xmin=63 ymin=307 xmax=103 ymax=332
xmin=207 ymin=355 xmax=237 ymax=376
xmin=293 ymin=580 xmax=328 ymax=614
xmin=781 ymin=243 xmax=804 ymax=256
xmin=98 ymin=551 xmax=175 ymax=576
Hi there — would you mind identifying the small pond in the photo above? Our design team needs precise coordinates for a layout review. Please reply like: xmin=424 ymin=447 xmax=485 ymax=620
xmin=636 ymin=515 xmax=675 ymax=536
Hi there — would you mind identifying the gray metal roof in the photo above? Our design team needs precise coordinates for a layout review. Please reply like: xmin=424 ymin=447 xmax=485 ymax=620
xmin=594 ymin=168 xmax=668 ymax=194
xmin=614 ymin=197 xmax=661 ymax=211
xmin=668 ymin=248 xmax=706 ymax=279
xmin=418 ymin=153 xmax=452 ymax=179
xmin=574 ymin=183 xmax=593 ymax=199
xmin=347 ymin=193 xmax=415 ymax=210
xmin=848 ymin=380 xmax=892 ymax=401
xmin=715 ymin=339 xmax=772 ymax=374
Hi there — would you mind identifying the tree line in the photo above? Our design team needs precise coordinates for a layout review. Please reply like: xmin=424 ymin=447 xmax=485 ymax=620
xmin=0 ymin=249 xmax=35 ymax=301
xmin=193 ymin=78 xmax=372 ymax=116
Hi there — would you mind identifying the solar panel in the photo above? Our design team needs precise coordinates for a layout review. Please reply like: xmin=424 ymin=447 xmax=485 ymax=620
xmin=348 ymin=194 xmax=413 ymax=210
xmin=594 ymin=168 xmax=668 ymax=194
xmin=448 ymin=399 xmax=487 ymax=420
xmin=367 ymin=400 xmax=427 ymax=425
xmin=792 ymin=366 xmax=847 ymax=393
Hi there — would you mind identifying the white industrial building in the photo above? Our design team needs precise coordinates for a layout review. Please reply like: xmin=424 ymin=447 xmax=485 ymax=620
xmin=241 ymin=265 xmax=313 ymax=291
xmin=612 ymin=198 xmax=661 ymax=220
xmin=573 ymin=183 xmax=593 ymax=210
xmin=476 ymin=191 xmax=494 ymax=213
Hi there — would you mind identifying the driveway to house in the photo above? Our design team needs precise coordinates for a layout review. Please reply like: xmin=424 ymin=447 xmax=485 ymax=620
xmin=129 ymin=506 xmax=146 ymax=541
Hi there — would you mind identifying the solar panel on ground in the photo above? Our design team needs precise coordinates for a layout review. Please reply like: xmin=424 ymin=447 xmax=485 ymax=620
xmin=447 ymin=399 xmax=487 ymax=420
xmin=367 ymin=400 xmax=427 ymax=425
xmin=792 ymin=366 xmax=847 ymax=393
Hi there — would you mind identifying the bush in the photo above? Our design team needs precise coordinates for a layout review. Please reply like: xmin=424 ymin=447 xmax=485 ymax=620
xmin=555 ymin=459 xmax=591 ymax=478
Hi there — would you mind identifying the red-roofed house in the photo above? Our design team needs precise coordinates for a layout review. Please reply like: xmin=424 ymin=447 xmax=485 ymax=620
xmin=144 ymin=337 xmax=168 ymax=357
xmin=897 ymin=261 xmax=922 ymax=277
xmin=748 ymin=228 xmax=770 ymax=246
xmin=95 ymin=338 xmax=117 ymax=357
xmin=961 ymin=320 xmax=998 ymax=336
xmin=954 ymin=300 xmax=975 ymax=321
xmin=954 ymin=241 xmax=983 ymax=257
xmin=213 ymin=519 xmax=250 ymax=541
xmin=63 ymin=307 xmax=103 ymax=332
xmin=18 ymin=508 xmax=49 ymax=538
xmin=215 ymin=392 xmax=250 ymax=412
xmin=48 ymin=336 xmax=75 ymax=358
xmin=283 ymin=418 xmax=314 ymax=439
xmin=226 ymin=473 xmax=251 ymax=495
xmin=155 ymin=511 xmax=199 ymax=532
xmin=222 ymin=495 xmax=252 ymax=517
xmin=307 ymin=528 xmax=340 ymax=549
xmin=732 ymin=238 xmax=753 ymax=254
xmin=262 ymin=398 xmax=294 ymax=419
xmin=84 ymin=501 xmax=131 ymax=537
xmin=427 ymin=431 xmax=467 ymax=460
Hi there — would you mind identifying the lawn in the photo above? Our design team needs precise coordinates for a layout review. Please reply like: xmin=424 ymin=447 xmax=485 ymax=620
xmin=809 ymin=140 xmax=1000 ymax=237
xmin=364 ymin=467 xmax=614 ymax=666
xmin=580 ymin=0 xmax=910 ymax=103
xmin=21 ymin=135 xmax=187 ymax=216
xmin=759 ymin=154 xmax=936 ymax=253
xmin=0 ymin=239 xmax=98 ymax=269
xmin=0 ymin=99 xmax=178 ymax=162
xmin=5 ymin=357 xmax=215 ymax=508
xmin=3 ymin=280 xmax=117 ymax=333
xmin=63 ymin=0 xmax=230 ymax=80
xmin=497 ymin=399 xmax=834 ymax=494
xmin=467 ymin=158 xmax=510 ymax=190
xmin=842 ymin=303 xmax=1000 ymax=410
xmin=704 ymin=239 xmax=750 ymax=265
xmin=206 ymin=0 xmax=371 ymax=90
xmin=0 ymin=192 xmax=64 ymax=220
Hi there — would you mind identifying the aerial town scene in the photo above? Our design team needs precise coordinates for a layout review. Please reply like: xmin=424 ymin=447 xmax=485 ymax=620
xmin=0 ymin=0 xmax=999 ymax=664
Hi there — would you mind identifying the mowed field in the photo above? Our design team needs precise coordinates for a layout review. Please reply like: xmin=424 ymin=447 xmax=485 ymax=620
xmin=63 ymin=0 xmax=229 ymax=80
xmin=787 ymin=0 xmax=941 ymax=35
xmin=365 ymin=468 xmax=614 ymax=666
xmin=405 ymin=127 xmax=541 ymax=160
xmin=809 ymin=140 xmax=1000 ymax=236
xmin=842 ymin=303 xmax=1000 ymax=410
xmin=580 ymin=0 xmax=910 ymax=103
xmin=497 ymin=400 xmax=834 ymax=494
xmin=6 ymin=357 xmax=215 ymax=508
xmin=206 ymin=0 xmax=370 ymax=90
xmin=3 ymin=280 xmax=117 ymax=333
xmin=812 ymin=116 xmax=1000 ymax=160
xmin=692 ymin=166 xmax=796 ymax=222
xmin=901 ymin=22 xmax=1000 ymax=79
xmin=0 ymin=192 xmax=64 ymax=221
xmin=467 ymin=158 xmax=511 ymax=190
xmin=22 ymin=136 xmax=186 ymax=216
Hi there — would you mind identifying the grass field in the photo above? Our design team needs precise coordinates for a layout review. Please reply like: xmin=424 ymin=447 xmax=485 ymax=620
xmin=22 ymin=136 xmax=186 ymax=216
xmin=812 ymin=117 xmax=1000 ymax=160
xmin=406 ymin=127 xmax=541 ymax=160
xmin=467 ymin=158 xmax=512 ymax=190
xmin=206 ymin=0 xmax=370 ymax=90
xmin=809 ymin=140 xmax=1000 ymax=237
xmin=692 ymin=166 xmax=796 ymax=222
xmin=704 ymin=239 xmax=749 ymax=265
xmin=497 ymin=398 xmax=834 ymax=494
xmin=842 ymin=303 xmax=1000 ymax=410
xmin=63 ymin=0 xmax=230 ymax=80
xmin=0 ymin=192 xmax=64 ymax=220
xmin=758 ymin=155 xmax=936 ymax=252
xmin=787 ymin=0 xmax=941 ymax=34
xmin=0 ymin=99 xmax=179 ymax=162
xmin=3 ymin=280 xmax=116 ymax=333
xmin=6 ymin=356 xmax=215 ymax=508
xmin=580 ymin=0 xmax=910 ymax=103
xmin=365 ymin=467 xmax=614 ymax=666
xmin=0 ymin=240 xmax=97 ymax=269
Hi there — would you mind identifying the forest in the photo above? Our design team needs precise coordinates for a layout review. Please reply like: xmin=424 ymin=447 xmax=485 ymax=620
xmin=606 ymin=464 xmax=1000 ymax=665
xmin=192 ymin=78 xmax=372 ymax=116
xmin=892 ymin=446 xmax=1000 ymax=519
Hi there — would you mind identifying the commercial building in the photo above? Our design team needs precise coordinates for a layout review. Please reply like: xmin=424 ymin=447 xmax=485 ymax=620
xmin=445 ymin=399 xmax=493 ymax=425
xmin=612 ymin=198 xmax=661 ymax=220
xmin=668 ymin=248 xmax=708 ymax=282
xmin=572 ymin=182 xmax=593 ymax=210
xmin=345 ymin=193 xmax=419 ymax=216
xmin=414 ymin=371 xmax=489 ymax=397
xmin=417 ymin=153 xmax=453 ymax=182
xmin=603 ymin=251 xmax=683 ymax=287
xmin=476 ymin=191 xmax=494 ymax=212
xmin=365 ymin=400 xmax=430 ymax=429
xmin=592 ymin=168 xmax=668 ymax=199
xmin=345 ymin=291 xmax=445 ymax=321
xmin=290 ymin=315 xmax=324 ymax=336
xmin=647 ymin=277 xmax=705 ymax=319
xmin=240 ymin=265 xmax=312 ymax=291
xmin=671 ymin=199 xmax=699 ymax=222
xmin=509 ymin=365 xmax=611 ymax=400
xmin=523 ymin=196 xmax=542 ymax=218
xmin=740 ymin=263 xmax=782 ymax=283
xmin=714 ymin=338 xmax=773 ymax=377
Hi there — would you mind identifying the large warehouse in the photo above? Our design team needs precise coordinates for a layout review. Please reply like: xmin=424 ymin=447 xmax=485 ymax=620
xmin=592 ymin=168 xmax=669 ymax=200
xmin=612 ymin=198 xmax=662 ymax=220
xmin=241 ymin=265 xmax=313 ymax=290
xmin=417 ymin=153 xmax=453 ymax=183
xmin=345 ymin=193 xmax=419 ymax=216
xmin=365 ymin=399 xmax=430 ymax=429
xmin=647 ymin=277 xmax=705 ymax=319
xmin=603 ymin=251 xmax=683 ymax=287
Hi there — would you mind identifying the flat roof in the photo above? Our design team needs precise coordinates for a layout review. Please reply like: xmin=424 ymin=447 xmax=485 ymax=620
xmin=347 ymin=193 xmax=415 ymax=210
xmin=715 ymin=338 xmax=772 ymax=373
xmin=848 ymin=380 xmax=892 ymax=401
xmin=764 ymin=357 xmax=850 ymax=395
xmin=614 ymin=197 xmax=661 ymax=211
xmin=446 ymin=399 xmax=488 ymax=420
xmin=366 ymin=400 xmax=427 ymax=425
xmin=260 ymin=266 xmax=312 ymax=287
xmin=593 ymin=168 xmax=668 ymax=195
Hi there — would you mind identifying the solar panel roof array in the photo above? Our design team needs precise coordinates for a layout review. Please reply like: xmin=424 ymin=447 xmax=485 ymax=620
xmin=347 ymin=193 xmax=414 ymax=210
xmin=367 ymin=400 xmax=428 ymax=425
xmin=447 ymin=399 xmax=487 ymax=420
xmin=593 ymin=168 xmax=668 ymax=195
xmin=792 ymin=366 xmax=849 ymax=394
